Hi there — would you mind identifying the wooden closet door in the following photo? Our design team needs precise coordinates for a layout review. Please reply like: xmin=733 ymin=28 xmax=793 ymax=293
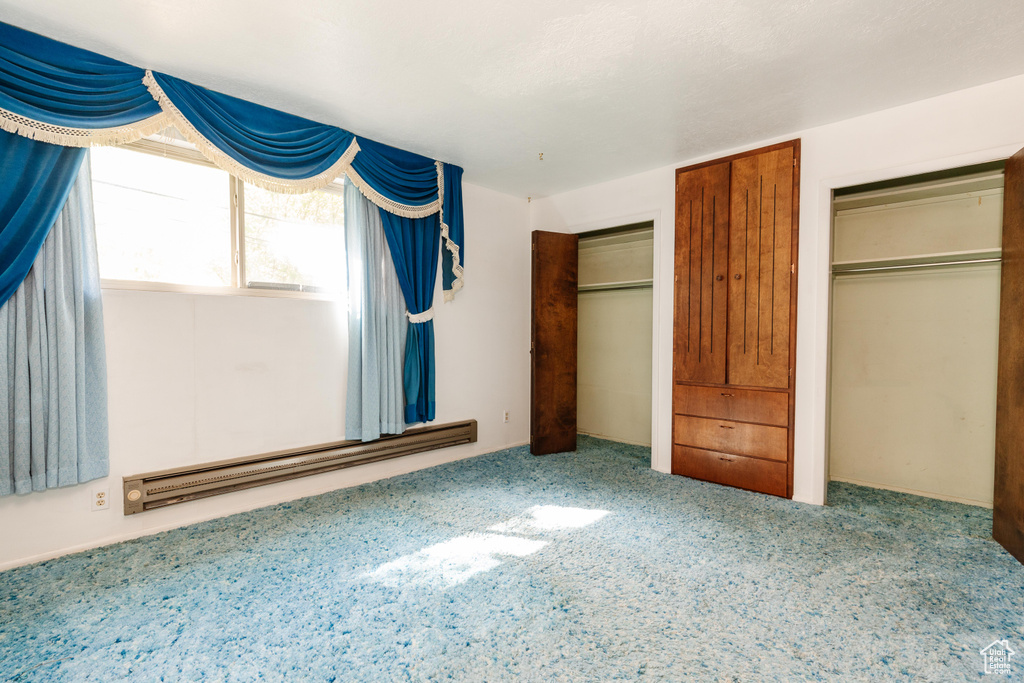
xmin=531 ymin=230 xmax=579 ymax=455
xmin=674 ymin=161 xmax=730 ymax=384
xmin=995 ymin=145 xmax=1024 ymax=565
xmin=727 ymin=147 xmax=795 ymax=389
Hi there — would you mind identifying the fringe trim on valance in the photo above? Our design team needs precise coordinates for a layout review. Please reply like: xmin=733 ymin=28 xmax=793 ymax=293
xmin=437 ymin=161 xmax=464 ymax=302
xmin=144 ymin=70 xmax=354 ymax=195
xmin=0 ymin=105 xmax=172 ymax=148
xmin=344 ymin=163 xmax=441 ymax=219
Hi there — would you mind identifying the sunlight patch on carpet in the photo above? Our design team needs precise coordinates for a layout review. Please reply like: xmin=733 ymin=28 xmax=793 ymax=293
xmin=489 ymin=504 xmax=610 ymax=533
xmin=366 ymin=505 xmax=610 ymax=587
xmin=365 ymin=532 xmax=546 ymax=587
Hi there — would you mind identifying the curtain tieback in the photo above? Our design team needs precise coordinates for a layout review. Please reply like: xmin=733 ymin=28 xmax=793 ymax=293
xmin=407 ymin=307 xmax=434 ymax=323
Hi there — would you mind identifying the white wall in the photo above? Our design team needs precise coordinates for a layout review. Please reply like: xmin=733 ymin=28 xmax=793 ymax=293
xmin=0 ymin=182 xmax=531 ymax=570
xmin=531 ymin=73 xmax=1024 ymax=504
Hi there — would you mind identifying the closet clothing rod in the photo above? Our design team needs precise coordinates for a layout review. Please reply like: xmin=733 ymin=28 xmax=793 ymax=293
xmin=832 ymin=257 xmax=1001 ymax=276
xmin=578 ymin=281 xmax=654 ymax=293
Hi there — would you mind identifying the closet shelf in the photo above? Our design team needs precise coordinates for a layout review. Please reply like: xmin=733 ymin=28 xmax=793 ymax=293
xmin=578 ymin=278 xmax=654 ymax=293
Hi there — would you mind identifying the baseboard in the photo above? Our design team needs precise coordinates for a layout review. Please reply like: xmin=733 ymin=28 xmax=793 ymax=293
xmin=828 ymin=476 xmax=993 ymax=509
xmin=577 ymin=432 xmax=652 ymax=448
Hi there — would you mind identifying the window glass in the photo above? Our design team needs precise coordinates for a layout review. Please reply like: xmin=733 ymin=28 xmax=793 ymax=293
xmin=91 ymin=146 xmax=231 ymax=286
xmin=243 ymin=184 xmax=345 ymax=293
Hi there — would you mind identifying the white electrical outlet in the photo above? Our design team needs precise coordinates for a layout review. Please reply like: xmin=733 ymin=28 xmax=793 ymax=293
xmin=91 ymin=487 xmax=109 ymax=512
xmin=503 ymin=410 xmax=510 ymax=423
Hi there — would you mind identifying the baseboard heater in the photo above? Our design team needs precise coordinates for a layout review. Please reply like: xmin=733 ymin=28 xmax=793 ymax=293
xmin=122 ymin=419 xmax=477 ymax=515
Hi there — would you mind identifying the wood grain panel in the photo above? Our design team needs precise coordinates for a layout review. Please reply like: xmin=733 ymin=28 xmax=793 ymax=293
xmin=673 ymin=384 xmax=788 ymax=426
xmin=673 ymin=415 xmax=787 ymax=461
xmin=672 ymin=445 xmax=788 ymax=497
xmin=531 ymin=230 xmax=578 ymax=455
xmin=995 ymin=145 xmax=1024 ymax=565
xmin=674 ymin=162 xmax=730 ymax=384
xmin=727 ymin=147 xmax=794 ymax=389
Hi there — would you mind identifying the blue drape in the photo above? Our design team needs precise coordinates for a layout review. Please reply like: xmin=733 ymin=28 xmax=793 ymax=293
xmin=0 ymin=130 xmax=86 ymax=306
xmin=0 ymin=22 xmax=161 ymax=130
xmin=442 ymin=163 xmax=465 ymax=293
xmin=345 ymin=180 xmax=407 ymax=441
xmin=378 ymin=210 xmax=440 ymax=424
xmin=2 ymin=155 xmax=109 ymax=495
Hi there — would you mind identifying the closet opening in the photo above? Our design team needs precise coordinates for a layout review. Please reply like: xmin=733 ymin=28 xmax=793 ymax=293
xmin=827 ymin=160 xmax=1006 ymax=508
xmin=576 ymin=222 xmax=654 ymax=451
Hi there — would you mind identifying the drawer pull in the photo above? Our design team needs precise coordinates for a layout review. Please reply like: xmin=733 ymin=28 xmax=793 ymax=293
xmin=720 ymin=393 xmax=734 ymax=397
xmin=718 ymin=456 xmax=731 ymax=462
xmin=719 ymin=425 xmax=734 ymax=429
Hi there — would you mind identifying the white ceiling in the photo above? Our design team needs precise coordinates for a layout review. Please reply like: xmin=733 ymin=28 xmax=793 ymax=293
xmin=3 ymin=1 xmax=1024 ymax=197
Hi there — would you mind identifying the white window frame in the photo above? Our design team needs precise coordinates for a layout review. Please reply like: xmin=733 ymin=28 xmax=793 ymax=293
xmin=96 ymin=137 xmax=344 ymax=301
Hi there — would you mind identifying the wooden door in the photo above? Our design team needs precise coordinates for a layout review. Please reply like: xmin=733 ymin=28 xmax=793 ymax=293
xmin=531 ymin=230 xmax=579 ymax=455
xmin=674 ymin=161 xmax=731 ymax=384
xmin=727 ymin=147 xmax=795 ymax=389
xmin=995 ymin=145 xmax=1024 ymax=564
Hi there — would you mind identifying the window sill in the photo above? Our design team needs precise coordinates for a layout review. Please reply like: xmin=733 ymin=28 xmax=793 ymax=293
xmin=100 ymin=279 xmax=341 ymax=302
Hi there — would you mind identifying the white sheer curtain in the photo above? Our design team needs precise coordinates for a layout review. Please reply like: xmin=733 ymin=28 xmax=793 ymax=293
xmin=345 ymin=179 xmax=407 ymax=441
xmin=1 ymin=154 xmax=109 ymax=495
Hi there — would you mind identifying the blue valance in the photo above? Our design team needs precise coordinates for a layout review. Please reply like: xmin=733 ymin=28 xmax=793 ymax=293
xmin=347 ymin=137 xmax=442 ymax=212
xmin=146 ymin=71 xmax=357 ymax=193
xmin=0 ymin=22 xmax=167 ymax=144
xmin=0 ymin=19 xmax=465 ymax=304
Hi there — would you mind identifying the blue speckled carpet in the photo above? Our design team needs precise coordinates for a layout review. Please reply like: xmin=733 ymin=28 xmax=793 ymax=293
xmin=2 ymin=436 xmax=1022 ymax=681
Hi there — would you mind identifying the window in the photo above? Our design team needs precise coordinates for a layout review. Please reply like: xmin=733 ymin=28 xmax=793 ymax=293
xmin=90 ymin=132 xmax=345 ymax=296
xmin=92 ymin=143 xmax=232 ymax=287
xmin=241 ymin=184 xmax=345 ymax=293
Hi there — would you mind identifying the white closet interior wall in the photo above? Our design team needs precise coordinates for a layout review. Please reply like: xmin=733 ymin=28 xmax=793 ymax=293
xmin=829 ymin=169 xmax=1004 ymax=506
xmin=577 ymin=227 xmax=654 ymax=447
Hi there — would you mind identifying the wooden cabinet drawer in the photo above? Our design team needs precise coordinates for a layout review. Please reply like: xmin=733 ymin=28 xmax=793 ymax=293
xmin=672 ymin=445 xmax=788 ymax=497
xmin=673 ymin=384 xmax=788 ymax=426
xmin=673 ymin=414 xmax=787 ymax=461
